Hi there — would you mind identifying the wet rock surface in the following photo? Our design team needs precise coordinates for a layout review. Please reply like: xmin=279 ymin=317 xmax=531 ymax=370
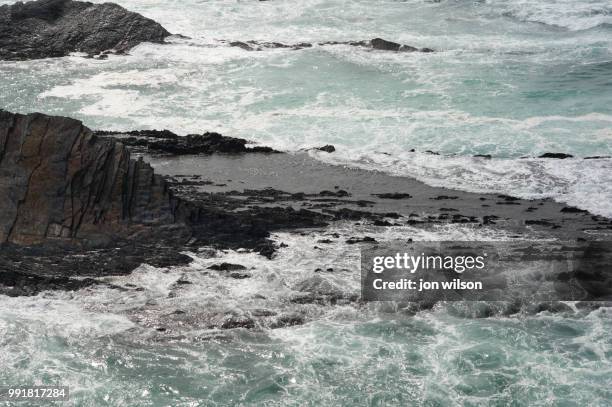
xmin=94 ymin=129 xmax=280 ymax=155
xmin=1 ymin=111 xmax=611 ymax=297
xmin=0 ymin=112 xmax=321 ymax=293
xmin=225 ymin=38 xmax=434 ymax=53
xmin=0 ymin=111 xmax=180 ymax=246
xmin=538 ymin=152 xmax=574 ymax=159
xmin=0 ymin=0 xmax=171 ymax=60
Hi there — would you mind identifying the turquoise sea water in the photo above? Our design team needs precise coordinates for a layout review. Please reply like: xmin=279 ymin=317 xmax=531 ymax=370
xmin=1 ymin=1 xmax=612 ymax=406
xmin=1 ymin=0 xmax=612 ymax=215
xmin=0 ymin=226 xmax=611 ymax=407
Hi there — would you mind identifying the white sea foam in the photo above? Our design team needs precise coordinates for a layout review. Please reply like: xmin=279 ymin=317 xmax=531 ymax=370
xmin=315 ymin=149 xmax=612 ymax=217
xmin=0 ymin=0 xmax=598 ymax=219
xmin=487 ymin=0 xmax=612 ymax=31
xmin=1 ymin=0 xmax=612 ymax=403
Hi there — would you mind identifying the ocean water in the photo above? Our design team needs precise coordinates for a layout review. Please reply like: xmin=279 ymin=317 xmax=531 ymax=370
xmin=1 ymin=0 xmax=612 ymax=406
xmin=1 ymin=224 xmax=611 ymax=406
xmin=1 ymin=0 xmax=612 ymax=215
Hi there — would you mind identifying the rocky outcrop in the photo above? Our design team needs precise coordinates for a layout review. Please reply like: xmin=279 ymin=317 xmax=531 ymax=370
xmin=0 ymin=0 xmax=171 ymax=60
xmin=2 ymin=111 xmax=608 ymax=297
xmin=0 ymin=111 xmax=328 ymax=290
xmin=226 ymin=38 xmax=434 ymax=53
xmin=0 ymin=110 xmax=179 ymax=245
xmin=538 ymin=153 xmax=574 ymax=159
xmin=94 ymin=129 xmax=280 ymax=155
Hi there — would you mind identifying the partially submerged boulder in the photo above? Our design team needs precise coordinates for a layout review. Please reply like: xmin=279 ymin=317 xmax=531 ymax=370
xmin=227 ymin=38 xmax=434 ymax=53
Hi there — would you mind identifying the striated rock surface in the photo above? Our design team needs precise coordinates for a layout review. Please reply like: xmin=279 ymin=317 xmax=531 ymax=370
xmin=1 ymin=111 xmax=609 ymax=297
xmin=0 ymin=111 xmax=329 ymax=296
xmin=0 ymin=110 xmax=180 ymax=245
xmin=0 ymin=0 xmax=171 ymax=60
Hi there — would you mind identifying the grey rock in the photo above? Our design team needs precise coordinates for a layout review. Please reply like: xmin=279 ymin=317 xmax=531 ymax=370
xmin=0 ymin=110 xmax=181 ymax=245
xmin=0 ymin=0 xmax=170 ymax=60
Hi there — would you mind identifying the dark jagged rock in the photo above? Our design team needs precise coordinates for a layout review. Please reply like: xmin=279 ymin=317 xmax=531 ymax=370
xmin=538 ymin=153 xmax=574 ymax=159
xmin=370 ymin=37 xmax=426 ymax=52
xmin=316 ymin=145 xmax=336 ymax=153
xmin=208 ymin=263 xmax=247 ymax=271
xmin=561 ymin=206 xmax=589 ymax=214
xmin=0 ymin=239 xmax=194 ymax=276
xmin=227 ymin=38 xmax=433 ymax=53
xmin=0 ymin=269 xmax=97 ymax=297
xmin=270 ymin=313 xmax=305 ymax=329
xmin=229 ymin=41 xmax=254 ymax=51
xmin=0 ymin=0 xmax=171 ymax=60
xmin=95 ymin=129 xmax=280 ymax=155
xmin=0 ymin=110 xmax=179 ymax=246
xmin=228 ymin=272 xmax=251 ymax=279
xmin=2 ymin=111 xmax=607 ymax=298
xmin=95 ymin=129 xmax=179 ymax=140
xmin=220 ymin=315 xmax=255 ymax=330
xmin=291 ymin=275 xmax=358 ymax=305
xmin=0 ymin=111 xmax=328 ymax=294
xmin=345 ymin=236 xmax=377 ymax=244
xmin=229 ymin=40 xmax=313 ymax=51
xmin=372 ymin=193 xmax=412 ymax=199
xmin=525 ymin=219 xmax=559 ymax=228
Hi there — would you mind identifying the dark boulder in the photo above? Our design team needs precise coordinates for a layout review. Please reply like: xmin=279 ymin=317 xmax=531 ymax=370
xmin=0 ymin=0 xmax=171 ymax=60
xmin=345 ymin=236 xmax=377 ymax=244
xmin=561 ymin=206 xmax=589 ymax=214
xmin=0 ymin=269 xmax=97 ymax=297
xmin=371 ymin=37 xmax=417 ymax=52
xmin=229 ymin=41 xmax=255 ymax=51
xmin=538 ymin=153 xmax=574 ymax=159
xmin=316 ymin=145 xmax=336 ymax=153
xmin=208 ymin=263 xmax=247 ymax=271
xmin=372 ymin=193 xmax=412 ymax=199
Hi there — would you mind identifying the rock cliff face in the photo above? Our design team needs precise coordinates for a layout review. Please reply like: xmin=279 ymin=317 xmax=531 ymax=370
xmin=0 ymin=111 xmax=178 ymax=245
xmin=0 ymin=0 xmax=171 ymax=60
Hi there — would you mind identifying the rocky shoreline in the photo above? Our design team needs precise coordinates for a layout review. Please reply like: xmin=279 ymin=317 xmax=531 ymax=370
xmin=1 ymin=0 xmax=435 ymax=61
xmin=1 ymin=111 xmax=611 ymax=298
xmin=0 ymin=0 xmax=171 ymax=60
xmin=226 ymin=38 xmax=435 ymax=53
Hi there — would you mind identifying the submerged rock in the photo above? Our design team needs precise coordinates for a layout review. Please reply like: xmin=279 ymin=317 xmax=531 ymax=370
xmin=0 ymin=0 xmax=171 ymax=60
xmin=208 ymin=263 xmax=247 ymax=271
xmin=0 ymin=269 xmax=96 ymax=297
xmin=538 ymin=153 xmax=574 ymax=159
xmin=370 ymin=37 xmax=426 ymax=52
xmin=316 ymin=145 xmax=336 ymax=153
xmin=345 ymin=236 xmax=377 ymax=244
xmin=227 ymin=38 xmax=434 ymax=53
xmin=229 ymin=40 xmax=313 ymax=51
xmin=372 ymin=193 xmax=412 ymax=199
xmin=561 ymin=206 xmax=589 ymax=214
